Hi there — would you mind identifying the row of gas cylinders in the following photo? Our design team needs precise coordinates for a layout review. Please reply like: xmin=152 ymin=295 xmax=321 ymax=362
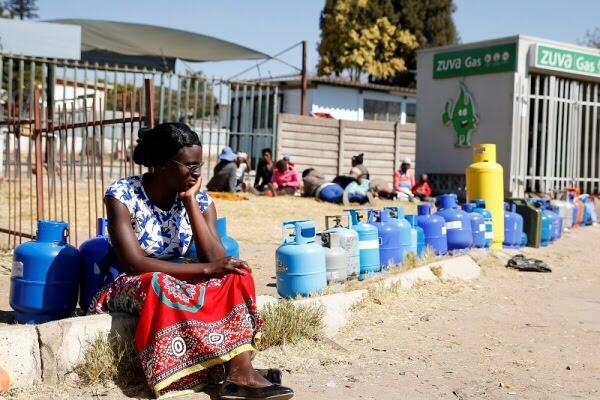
xmin=9 ymin=217 xmax=239 ymax=324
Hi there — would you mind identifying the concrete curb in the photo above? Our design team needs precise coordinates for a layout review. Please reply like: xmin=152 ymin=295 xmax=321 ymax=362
xmin=0 ymin=254 xmax=481 ymax=389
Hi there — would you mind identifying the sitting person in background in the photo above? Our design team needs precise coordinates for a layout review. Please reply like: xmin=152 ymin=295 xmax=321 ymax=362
xmin=302 ymin=168 xmax=344 ymax=204
xmin=333 ymin=153 xmax=370 ymax=189
xmin=368 ymin=178 xmax=395 ymax=200
xmin=235 ymin=152 xmax=250 ymax=191
xmin=253 ymin=148 xmax=273 ymax=192
xmin=343 ymin=173 xmax=374 ymax=206
xmin=206 ymin=146 xmax=238 ymax=192
xmin=269 ymin=159 xmax=301 ymax=196
xmin=412 ymin=173 xmax=433 ymax=201
xmin=393 ymin=157 xmax=416 ymax=201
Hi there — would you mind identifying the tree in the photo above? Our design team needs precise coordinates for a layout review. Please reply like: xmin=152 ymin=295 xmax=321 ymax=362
xmin=581 ymin=28 xmax=600 ymax=48
xmin=317 ymin=0 xmax=418 ymax=81
xmin=372 ymin=0 xmax=458 ymax=86
xmin=5 ymin=0 xmax=38 ymax=20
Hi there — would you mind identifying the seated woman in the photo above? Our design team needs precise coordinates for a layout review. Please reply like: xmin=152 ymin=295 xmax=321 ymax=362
xmin=342 ymin=173 xmax=374 ymax=206
xmin=90 ymin=123 xmax=294 ymax=400
xmin=269 ymin=159 xmax=301 ymax=196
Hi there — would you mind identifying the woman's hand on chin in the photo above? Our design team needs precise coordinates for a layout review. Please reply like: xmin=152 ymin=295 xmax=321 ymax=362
xmin=203 ymin=257 xmax=252 ymax=277
xmin=179 ymin=177 xmax=203 ymax=201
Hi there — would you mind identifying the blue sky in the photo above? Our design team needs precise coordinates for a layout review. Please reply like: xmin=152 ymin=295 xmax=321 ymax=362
xmin=37 ymin=0 xmax=600 ymax=79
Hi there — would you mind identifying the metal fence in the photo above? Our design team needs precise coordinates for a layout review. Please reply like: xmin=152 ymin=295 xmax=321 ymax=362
xmin=511 ymin=73 xmax=600 ymax=197
xmin=0 ymin=55 xmax=278 ymax=248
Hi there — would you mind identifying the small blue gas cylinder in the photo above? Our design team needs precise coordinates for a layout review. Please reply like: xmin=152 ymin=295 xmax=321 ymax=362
xmin=10 ymin=220 xmax=80 ymax=324
xmin=79 ymin=218 xmax=121 ymax=312
xmin=186 ymin=216 xmax=240 ymax=260
xmin=348 ymin=209 xmax=381 ymax=278
xmin=545 ymin=203 xmax=563 ymax=240
xmin=368 ymin=209 xmax=402 ymax=268
xmin=383 ymin=206 xmax=413 ymax=262
xmin=471 ymin=199 xmax=493 ymax=248
xmin=580 ymin=195 xmax=598 ymax=226
xmin=532 ymin=201 xmax=552 ymax=246
xmin=276 ymin=220 xmax=327 ymax=298
xmin=503 ymin=203 xmax=524 ymax=248
xmin=435 ymin=194 xmax=472 ymax=251
xmin=216 ymin=217 xmax=240 ymax=257
xmin=461 ymin=203 xmax=486 ymax=248
xmin=404 ymin=215 xmax=425 ymax=257
xmin=417 ymin=204 xmax=447 ymax=255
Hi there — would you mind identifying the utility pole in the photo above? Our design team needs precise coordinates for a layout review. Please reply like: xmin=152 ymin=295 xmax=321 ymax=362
xmin=300 ymin=40 xmax=307 ymax=116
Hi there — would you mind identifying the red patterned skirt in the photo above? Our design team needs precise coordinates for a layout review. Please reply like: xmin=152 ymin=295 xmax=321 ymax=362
xmin=89 ymin=272 xmax=263 ymax=398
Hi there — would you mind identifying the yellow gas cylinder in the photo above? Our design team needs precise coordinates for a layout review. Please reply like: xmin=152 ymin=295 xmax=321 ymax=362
xmin=466 ymin=144 xmax=504 ymax=249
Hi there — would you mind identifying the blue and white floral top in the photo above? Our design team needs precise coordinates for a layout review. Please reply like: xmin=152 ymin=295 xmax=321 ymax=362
xmin=105 ymin=175 xmax=213 ymax=259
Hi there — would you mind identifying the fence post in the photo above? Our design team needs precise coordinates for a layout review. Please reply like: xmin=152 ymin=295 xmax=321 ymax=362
xmin=338 ymin=119 xmax=346 ymax=176
xmin=33 ymin=89 xmax=44 ymax=221
xmin=144 ymin=78 xmax=155 ymax=128
xmin=394 ymin=121 xmax=401 ymax=173
xmin=275 ymin=113 xmax=284 ymax=161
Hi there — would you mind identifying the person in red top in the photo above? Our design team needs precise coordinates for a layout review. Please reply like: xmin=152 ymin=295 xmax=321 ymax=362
xmin=412 ymin=173 xmax=433 ymax=201
xmin=269 ymin=159 xmax=301 ymax=196
xmin=393 ymin=158 xmax=416 ymax=201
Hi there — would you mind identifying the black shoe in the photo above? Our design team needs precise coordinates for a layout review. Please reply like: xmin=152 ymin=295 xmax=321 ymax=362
xmin=219 ymin=380 xmax=294 ymax=400
xmin=256 ymin=368 xmax=283 ymax=385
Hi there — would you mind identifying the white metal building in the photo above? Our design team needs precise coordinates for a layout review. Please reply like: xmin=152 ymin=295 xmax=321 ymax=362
xmin=272 ymin=76 xmax=416 ymax=123
xmin=416 ymin=35 xmax=600 ymax=196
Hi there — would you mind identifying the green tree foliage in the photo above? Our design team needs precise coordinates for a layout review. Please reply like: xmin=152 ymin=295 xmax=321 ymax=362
xmin=317 ymin=0 xmax=419 ymax=81
xmin=373 ymin=0 xmax=458 ymax=86
xmin=317 ymin=0 xmax=457 ymax=86
xmin=4 ymin=0 xmax=38 ymax=20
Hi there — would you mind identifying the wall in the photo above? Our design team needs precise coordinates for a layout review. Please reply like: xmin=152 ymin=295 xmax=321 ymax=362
xmin=276 ymin=113 xmax=416 ymax=184
xmin=415 ymin=36 xmax=520 ymax=192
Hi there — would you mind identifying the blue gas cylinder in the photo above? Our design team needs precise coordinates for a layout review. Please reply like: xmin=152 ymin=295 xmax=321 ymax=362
xmin=186 ymin=216 xmax=240 ymax=260
xmin=546 ymin=203 xmax=563 ymax=240
xmin=417 ymin=204 xmax=447 ymax=255
xmin=10 ymin=220 xmax=80 ymax=324
xmin=462 ymin=203 xmax=486 ymax=248
xmin=404 ymin=215 xmax=425 ymax=257
xmin=532 ymin=202 xmax=552 ymax=246
xmin=503 ymin=203 xmax=524 ymax=248
xmin=471 ymin=199 xmax=493 ymax=248
xmin=532 ymin=199 xmax=560 ymax=243
xmin=382 ymin=206 xmax=412 ymax=262
xmin=435 ymin=194 xmax=472 ymax=251
xmin=348 ymin=209 xmax=381 ymax=278
xmin=580 ymin=195 xmax=598 ymax=226
xmin=368 ymin=209 xmax=402 ymax=268
xmin=215 ymin=217 xmax=239 ymax=257
xmin=79 ymin=218 xmax=122 ymax=312
xmin=276 ymin=220 xmax=327 ymax=298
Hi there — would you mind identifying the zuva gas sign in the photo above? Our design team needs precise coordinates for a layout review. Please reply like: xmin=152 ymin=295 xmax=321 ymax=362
xmin=531 ymin=44 xmax=600 ymax=77
xmin=433 ymin=42 xmax=517 ymax=79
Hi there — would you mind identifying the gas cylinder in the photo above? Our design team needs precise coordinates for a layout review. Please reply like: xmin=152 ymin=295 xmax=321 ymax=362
xmin=404 ymin=215 xmax=425 ymax=257
xmin=79 ymin=218 xmax=121 ymax=313
xmin=416 ymin=204 xmax=447 ymax=255
xmin=320 ymin=231 xmax=348 ymax=284
xmin=462 ymin=203 xmax=486 ymax=248
xmin=215 ymin=217 xmax=240 ymax=257
xmin=566 ymin=190 xmax=584 ymax=226
xmin=10 ymin=220 xmax=80 ymax=324
xmin=368 ymin=209 xmax=402 ymax=268
xmin=186 ymin=216 xmax=239 ymax=260
xmin=466 ymin=144 xmax=504 ymax=249
xmin=348 ymin=209 xmax=381 ymax=278
xmin=471 ymin=199 xmax=493 ymax=248
xmin=579 ymin=194 xmax=598 ymax=226
xmin=435 ymin=194 xmax=472 ymax=251
xmin=324 ymin=215 xmax=360 ymax=279
xmin=547 ymin=204 xmax=563 ymax=239
xmin=532 ymin=202 xmax=552 ymax=246
xmin=532 ymin=199 xmax=561 ymax=242
xmin=550 ymin=199 xmax=575 ymax=231
xmin=503 ymin=203 xmax=524 ymax=248
xmin=383 ymin=206 xmax=413 ymax=261
xmin=276 ymin=220 xmax=327 ymax=298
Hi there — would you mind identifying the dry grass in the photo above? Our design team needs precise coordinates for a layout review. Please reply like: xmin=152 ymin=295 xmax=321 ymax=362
xmin=259 ymin=300 xmax=324 ymax=350
xmin=74 ymin=332 xmax=141 ymax=387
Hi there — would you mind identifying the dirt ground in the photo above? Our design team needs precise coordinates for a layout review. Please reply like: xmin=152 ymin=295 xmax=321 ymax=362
xmin=3 ymin=216 xmax=600 ymax=398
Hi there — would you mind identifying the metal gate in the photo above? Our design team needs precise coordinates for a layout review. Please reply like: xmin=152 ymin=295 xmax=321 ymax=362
xmin=512 ymin=73 xmax=600 ymax=197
